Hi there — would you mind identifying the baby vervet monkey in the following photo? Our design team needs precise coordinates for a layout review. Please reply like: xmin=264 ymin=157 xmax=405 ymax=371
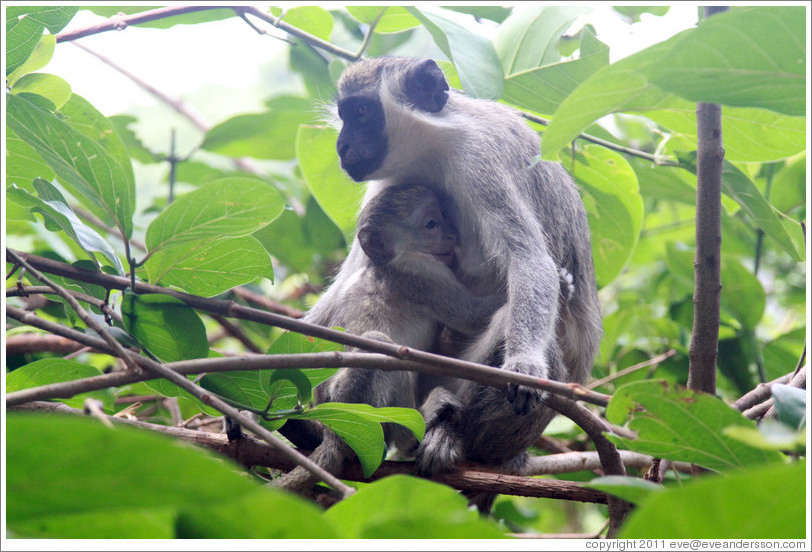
xmin=277 ymin=183 xmax=503 ymax=493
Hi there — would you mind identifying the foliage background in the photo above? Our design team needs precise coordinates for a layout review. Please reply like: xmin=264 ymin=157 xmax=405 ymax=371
xmin=4 ymin=3 xmax=808 ymax=541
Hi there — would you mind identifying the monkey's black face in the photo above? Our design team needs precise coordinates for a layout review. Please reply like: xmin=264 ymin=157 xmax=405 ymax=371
xmin=336 ymin=96 xmax=388 ymax=182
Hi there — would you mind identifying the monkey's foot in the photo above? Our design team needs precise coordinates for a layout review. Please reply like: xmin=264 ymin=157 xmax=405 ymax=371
xmin=415 ymin=424 xmax=463 ymax=476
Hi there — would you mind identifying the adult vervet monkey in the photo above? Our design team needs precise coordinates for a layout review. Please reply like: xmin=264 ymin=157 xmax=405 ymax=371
xmin=324 ymin=56 xmax=603 ymax=481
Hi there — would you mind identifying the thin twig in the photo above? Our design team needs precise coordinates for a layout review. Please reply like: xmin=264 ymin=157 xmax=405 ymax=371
xmin=7 ymin=250 xmax=139 ymax=372
xmin=588 ymin=349 xmax=677 ymax=389
xmin=231 ymin=286 xmax=303 ymax=319
xmin=236 ymin=6 xmax=373 ymax=62
xmin=210 ymin=314 xmax=264 ymax=354
xmin=517 ymin=110 xmax=679 ymax=166
xmin=7 ymin=285 xmax=123 ymax=324
xmin=70 ymin=41 xmax=210 ymax=132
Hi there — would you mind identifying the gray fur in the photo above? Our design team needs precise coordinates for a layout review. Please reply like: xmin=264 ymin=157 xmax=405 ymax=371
xmin=329 ymin=57 xmax=603 ymax=484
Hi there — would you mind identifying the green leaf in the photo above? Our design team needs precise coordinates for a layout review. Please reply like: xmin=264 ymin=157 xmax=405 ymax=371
xmin=6 ymin=358 xmax=104 ymax=410
xmin=6 ymin=93 xmax=135 ymax=238
xmin=200 ymin=97 xmax=313 ymax=160
xmin=6 ymin=6 xmax=78 ymax=76
xmin=144 ymin=236 xmax=272 ymax=297
xmin=109 ymin=115 xmax=162 ymax=164
xmin=406 ymin=6 xmax=503 ymax=100
xmin=293 ymin=405 xmax=385 ymax=477
xmin=574 ymin=145 xmax=644 ymax=287
xmin=145 ymin=177 xmax=286 ymax=253
xmin=303 ymin=402 xmax=425 ymax=441
xmin=606 ymin=380 xmax=783 ymax=471
xmin=541 ymin=33 xmax=683 ymax=159
xmin=6 ymin=414 xmax=327 ymax=538
xmin=7 ymin=179 xmax=125 ymax=275
xmin=720 ymin=161 xmax=803 ymax=261
xmin=771 ymin=384 xmax=806 ymax=429
xmin=619 ymin=461 xmax=806 ymax=538
xmin=724 ymin=420 xmax=805 ymax=452
xmin=643 ymin=98 xmax=806 ymax=162
xmin=5 ymin=413 xmax=256 ymax=521
xmin=61 ymin=94 xmax=136 ymax=192
xmin=268 ymin=331 xmax=344 ymax=357
xmin=586 ymin=475 xmax=662 ymax=504
xmin=11 ymin=73 xmax=71 ymax=109
xmin=644 ymin=7 xmax=806 ymax=116
xmin=324 ymin=475 xmax=506 ymax=538
xmin=292 ymin=402 xmax=425 ymax=477
xmin=121 ymin=292 xmax=208 ymax=362
xmin=11 ymin=507 xmax=176 ymax=539
xmin=6 ymin=34 xmax=56 ymax=87
xmin=271 ymin=6 xmax=333 ymax=41
xmin=502 ymin=25 xmax=609 ymax=115
xmin=176 ymin=489 xmax=339 ymax=538
xmin=346 ymin=6 xmax=421 ymax=33
xmin=5 ymin=127 xmax=55 ymax=188
xmin=296 ymin=125 xmax=364 ymax=242
xmin=494 ymin=5 xmax=588 ymax=75
xmin=199 ymin=332 xmax=341 ymax=417
xmin=445 ymin=6 xmax=511 ymax=24
xmin=268 ymin=369 xmax=312 ymax=405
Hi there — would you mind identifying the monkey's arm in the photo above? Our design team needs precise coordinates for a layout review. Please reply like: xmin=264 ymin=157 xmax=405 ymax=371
xmin=469 ymin=190 xmax=563 ymax=414
xmin=383 ymin=259 xmax=503 ymax=334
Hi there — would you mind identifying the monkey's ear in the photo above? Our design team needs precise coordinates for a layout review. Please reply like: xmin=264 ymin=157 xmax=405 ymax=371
xmin=405 ymin=59 xmax=449 ymax=113
xmin=358 ymin=225 xmax=395 ymax=265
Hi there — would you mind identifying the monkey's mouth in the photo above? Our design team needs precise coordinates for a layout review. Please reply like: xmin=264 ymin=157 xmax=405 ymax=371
xmin=341 ymin=156 xmax=382 ymax=182
xmin=438 ymin=252 xmax=457 ymax=269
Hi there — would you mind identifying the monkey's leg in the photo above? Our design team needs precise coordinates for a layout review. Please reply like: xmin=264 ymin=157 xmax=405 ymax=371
xmin=274 ymin=429 xmax=351 ymax=495
xmin=414 ymin=384 xmax=465 ymax=475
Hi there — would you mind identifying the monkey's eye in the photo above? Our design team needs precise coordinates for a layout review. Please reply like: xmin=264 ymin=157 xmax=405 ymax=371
xmin=425 ymin=220 xmax=438 ymax=230
xmin=356 ymin=103 xmax=368 ymax=120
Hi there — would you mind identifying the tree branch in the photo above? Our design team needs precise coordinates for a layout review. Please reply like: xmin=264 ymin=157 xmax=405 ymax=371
xmin=688 ymin=5 xmax=727 ymax=397
xmin=6 ymin=250 xmax=611 ymax=408
xmin=56 ymin=6 xmax=227 ymax=42
xmin=545 ymin=395 xmax=631 ymax=537
xmin=731 ymin=370 xmax=794 ymax=412
xmin=6 ymin=305 xmax=610 ymax=411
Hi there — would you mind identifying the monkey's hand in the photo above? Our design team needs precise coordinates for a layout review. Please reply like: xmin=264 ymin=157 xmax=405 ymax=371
xmin=503 ymin=355 xmax=546 ymax=415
